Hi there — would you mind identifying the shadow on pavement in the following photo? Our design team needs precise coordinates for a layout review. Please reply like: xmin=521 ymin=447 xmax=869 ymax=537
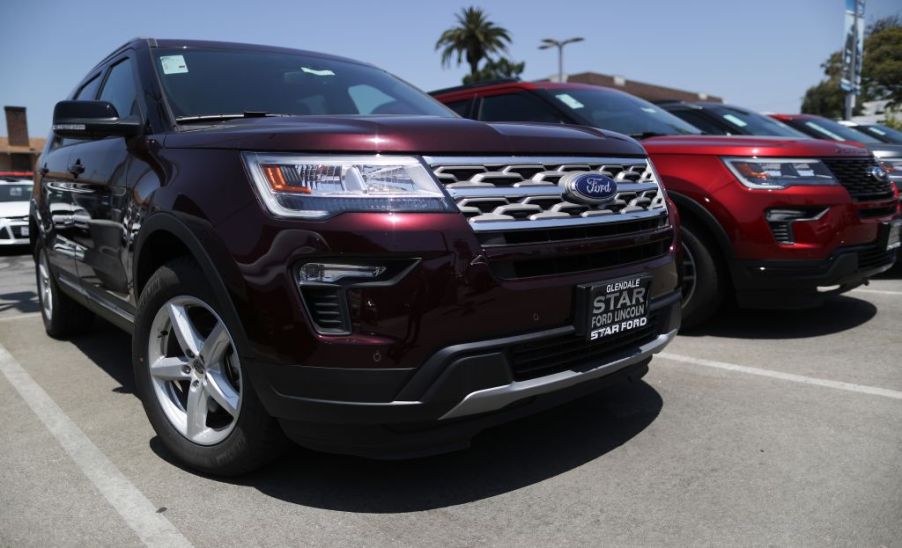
xmin=0 ymin=245 xmax=30 ymax=257
xmin=0 ymin=290 xmax=39 ymax=314
xmin=680 ymin=294 xmax=877 ymax=339
xmin=69 ymin=322 xmax=135 ymax=394
xmin=151 ymin=379 xmax=662 ymax=512
xmin=875 ymin=259 xmax=902 ymax=279
xmin=64 ymin=316 xmax=663 ymax=511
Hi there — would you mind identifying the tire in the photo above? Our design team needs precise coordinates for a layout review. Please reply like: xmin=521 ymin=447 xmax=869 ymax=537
xmin=133 ymin=257 xmax=285 ymax=476
xmin=679 ymin=223 xmax=725 ymax=329
xmin=35 ymin=243 xmax=94 ymax=339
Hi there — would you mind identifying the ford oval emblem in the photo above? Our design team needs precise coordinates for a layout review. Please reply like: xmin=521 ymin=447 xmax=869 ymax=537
xmin=868 ymin=165 xmax=889 ymax=182
xmin=559 ymin=172 xmax=618 ymax=205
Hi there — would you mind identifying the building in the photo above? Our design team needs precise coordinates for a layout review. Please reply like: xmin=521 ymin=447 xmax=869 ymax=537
xmin=1 ymin=106 xmax=45 ymax=173
xmin=557 ymin=72 xmax=723 ymax=104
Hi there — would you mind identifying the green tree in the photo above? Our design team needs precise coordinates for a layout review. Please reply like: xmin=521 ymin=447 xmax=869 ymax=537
xmin=435 ymin=7 xmax=512 ymax=83
xmin=802 ymin=17 xmax=902 ymax=116
xmin=462 ymin=57 xmax=525 ymax=84
xmin=861 ymin=16 xmax=902 ymax=107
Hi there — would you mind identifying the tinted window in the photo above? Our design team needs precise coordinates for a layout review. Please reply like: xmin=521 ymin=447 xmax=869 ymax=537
xmin=154 ymin=48 xmax=451 ymax=120
xmin=0 ymin=183 xmax=32 ymax=202
xmin=444 ymin=99 xmax=471 ymax=117
xmin=667 ymin=109 xmax=729 ymax=135
xmin=99 ymin=59 xmax=139 ymax=118
xmin=862 ymin=124 xmax=902 ymax=144
xmin=705 ymin=106 xmax=807 ymax=138
xmin=479 ymin=93 xmax=565 ymax=123
xmin=545 ymin=89 xmax=701 ymax=137
xmin=76 ymin=75 xmax=102 ymax=100
xmin=794 ymin=117 xmax=882 ymax=143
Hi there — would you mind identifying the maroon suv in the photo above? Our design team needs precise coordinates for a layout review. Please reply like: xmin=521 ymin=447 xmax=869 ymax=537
xmin=32 ymin=39 xmax=681 ymax=474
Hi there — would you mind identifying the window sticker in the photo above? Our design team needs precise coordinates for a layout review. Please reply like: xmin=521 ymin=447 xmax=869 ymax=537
xmin=555 ymin=93 xmax=584 ymax=109
xmin=160 ymin=55 xmax=188 ymax=75
xmin=871 ymin=127 xmax=887 ymax=135
xmin=301 ymin=67 xmax=335 ymax=77
xmin=722 ymin=113 xmax=748 ymax=127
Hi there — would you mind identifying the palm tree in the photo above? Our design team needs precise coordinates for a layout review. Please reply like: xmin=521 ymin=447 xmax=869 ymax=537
xmin=435 ymin=7 xmax=512 ymax=81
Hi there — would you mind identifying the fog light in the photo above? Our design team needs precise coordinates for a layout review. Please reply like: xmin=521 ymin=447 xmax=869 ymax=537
xmin=298 ymin=263 xmax=386 ymax=284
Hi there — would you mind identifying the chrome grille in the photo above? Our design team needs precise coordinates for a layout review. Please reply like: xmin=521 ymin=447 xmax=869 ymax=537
xmin=425 ymin=156 xmax=668 ymax=231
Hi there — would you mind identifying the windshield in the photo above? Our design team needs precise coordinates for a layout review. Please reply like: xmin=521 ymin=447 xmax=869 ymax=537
xmin=543 ymin=89 xmax=701 ymax=137
xmin=707 ymin=106 xmax=807 ymax=138
xmin=154 ymin=48 xmax=453 ymax=121
xmin=0 ymin=183 xmax=32 ymax=202
xmin=861 ymin=124 xmax=902 ymax=144
xmin=796 ymin=117 xmax=882 ymax=143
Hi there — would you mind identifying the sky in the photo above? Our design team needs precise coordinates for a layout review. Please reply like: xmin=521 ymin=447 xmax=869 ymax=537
xmin=1 ymin=0 xmax=900 ymax=137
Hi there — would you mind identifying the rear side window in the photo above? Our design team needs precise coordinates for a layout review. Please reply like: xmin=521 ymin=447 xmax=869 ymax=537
xmin=479 ymin=93 xmax=565 ymax=124
xmin=444 ymin=99 xmax=472 ymax=117
xmin=99 ymin=59 xmax=140 ymax=118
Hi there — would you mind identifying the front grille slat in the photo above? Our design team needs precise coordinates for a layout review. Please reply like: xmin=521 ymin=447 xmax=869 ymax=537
xmin=821 ymin=158 xmax=895 ymax=203
xmin=429 ymin=157 xmax=668 ymax=233
xmin=428 ymin=156 xmax=671 ymax=279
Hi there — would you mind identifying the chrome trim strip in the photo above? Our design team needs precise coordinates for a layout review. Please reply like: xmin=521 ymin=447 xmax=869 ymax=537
xmin=58 ymin=276 xmax=135 ymax=324
xmin=468 ymin=208 xmax=667 ymax=232
xmin=447 ymin=182 xmax=658 ymax=199
xmin=424 ymin=155 xmax=649 ymax=166
xmin=439 ymin=328 xmax=678 ymax=420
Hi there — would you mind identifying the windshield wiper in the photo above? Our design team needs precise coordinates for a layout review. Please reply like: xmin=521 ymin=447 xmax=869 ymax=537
xmin=175 ymin=112 xmax=289 ymax=124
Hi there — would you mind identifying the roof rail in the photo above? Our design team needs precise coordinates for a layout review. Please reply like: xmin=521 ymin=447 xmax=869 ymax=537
xmin=429 ymin=78 xmax=521 ymax=96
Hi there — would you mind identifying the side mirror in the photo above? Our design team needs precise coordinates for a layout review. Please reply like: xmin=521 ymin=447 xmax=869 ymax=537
xmin=52 ymin=101 xmax=141 ymax=140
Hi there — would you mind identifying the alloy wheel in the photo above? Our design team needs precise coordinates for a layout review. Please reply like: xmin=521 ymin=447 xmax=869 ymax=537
xmin=38 ymin=251 xmax=53 ymax=321
xmin=147 ymin=296 xmax=242 ymax=445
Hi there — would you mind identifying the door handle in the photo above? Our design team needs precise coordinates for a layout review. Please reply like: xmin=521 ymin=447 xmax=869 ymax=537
xmin=68 ymin=160 xmax=85 ymax=176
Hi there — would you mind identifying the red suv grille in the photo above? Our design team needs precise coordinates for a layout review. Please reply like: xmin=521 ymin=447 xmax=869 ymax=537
xmin=821 ymin=158 xmax=894 ymax=202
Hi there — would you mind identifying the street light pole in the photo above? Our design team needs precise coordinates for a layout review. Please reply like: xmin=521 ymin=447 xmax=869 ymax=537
xmin=540 ymin=37 xmax=584 ymax=82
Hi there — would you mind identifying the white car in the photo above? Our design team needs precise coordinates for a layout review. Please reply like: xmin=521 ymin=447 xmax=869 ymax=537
xmin=0 ymin=174 xmax=33 ymax=246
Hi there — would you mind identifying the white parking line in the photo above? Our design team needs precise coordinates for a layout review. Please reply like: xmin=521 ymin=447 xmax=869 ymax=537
xmin=851 ymin=288 xmax=902 ymax=296
xmin=0 ymin=343 xmax=193 ymax=548
xmin=659 ymin=352 xmax=902 ymax=401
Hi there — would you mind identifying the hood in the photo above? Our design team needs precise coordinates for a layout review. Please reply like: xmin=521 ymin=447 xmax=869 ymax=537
xmin=161 ymin=115 xmax=646 ymax=157
xmin=0 ymin=201 xmax=29 ymax=219
xmin=641 ymin=135 xmax=871 ymax=158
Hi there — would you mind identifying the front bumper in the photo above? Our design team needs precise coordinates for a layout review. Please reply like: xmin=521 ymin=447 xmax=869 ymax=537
xmin=0 ymin=218 xmax=29 ymax=245
xmin=731 ymin=224 xmax=898 ymax=308
xmin=249 ymin=290 xmax=681 ymax=455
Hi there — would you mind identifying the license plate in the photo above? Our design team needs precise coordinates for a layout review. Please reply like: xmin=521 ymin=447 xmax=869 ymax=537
xmin=578 ymin=275 xmax=652 ymax=342
xmin=19 ymin=226 xmax=29 ymax=237
xmin=887 ymin=220 xmax=901 ymax=251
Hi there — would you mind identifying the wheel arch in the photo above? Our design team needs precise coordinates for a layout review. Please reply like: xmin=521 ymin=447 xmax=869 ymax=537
xmin=133 ymin=213 xmax=251 ymax=353
xmin=667 ymin=191 xmax=734 ymax=261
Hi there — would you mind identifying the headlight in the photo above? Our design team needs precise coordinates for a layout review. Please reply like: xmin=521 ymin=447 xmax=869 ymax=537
xmin=722 ymin=158 xmax=838 ymax=190
xmin=242 ymin=153 xmax=454 ymax=219
xmin=879 ymin=159 xmax=902 ymax=181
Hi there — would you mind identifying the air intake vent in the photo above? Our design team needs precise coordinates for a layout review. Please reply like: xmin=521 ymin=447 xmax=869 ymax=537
xmin=300 ymin=287 xmax=350 ymax=334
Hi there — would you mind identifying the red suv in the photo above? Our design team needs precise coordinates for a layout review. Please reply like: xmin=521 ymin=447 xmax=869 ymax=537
xmin=32 ymin=40 xmax=681 ymax=475
xmin=432 ymin=81 xmax=901 ymax=326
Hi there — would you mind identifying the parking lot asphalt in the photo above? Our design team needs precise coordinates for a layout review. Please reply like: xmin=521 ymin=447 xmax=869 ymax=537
xmin=1 ymin=248 xmax=900 ymax=547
